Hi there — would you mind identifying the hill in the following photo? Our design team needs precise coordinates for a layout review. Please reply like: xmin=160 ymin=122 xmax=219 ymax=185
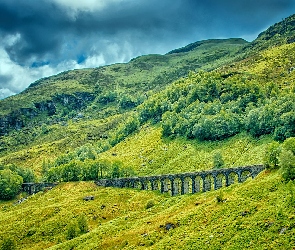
xmin=0 ymin=13 xmax=295 ymax=250
xmin=0 ymin=171 xmax=294 ymax=249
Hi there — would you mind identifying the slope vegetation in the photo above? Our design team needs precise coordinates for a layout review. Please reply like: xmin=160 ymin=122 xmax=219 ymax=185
xmin=0 ymin=171 xmax=294 ymax=249
xmin=0 ymin=13 xmax=295 ymax=250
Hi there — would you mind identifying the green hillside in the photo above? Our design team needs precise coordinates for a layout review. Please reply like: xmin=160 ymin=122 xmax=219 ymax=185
xmin=0 ymin=171 xmax=294 ymax=249
xmin=0 ymin=13 xmax=295 ymax=250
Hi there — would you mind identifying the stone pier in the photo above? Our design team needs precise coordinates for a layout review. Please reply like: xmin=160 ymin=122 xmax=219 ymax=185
xmin=95 ymin=165 xmax=265 ymax=196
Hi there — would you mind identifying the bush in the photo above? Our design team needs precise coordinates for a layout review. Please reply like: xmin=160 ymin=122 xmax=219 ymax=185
xmin=146 ymin=200 xmax=155 ymax=209
xmin=66 ymin=221 xmax=79 ymax=240
xmin=264 ymin=142 xmax=281 ymax=170
xmin=286 ymin=181 xmax=295 ymax=207
xmin=193 ymin=112 xmax=241 ymax=141
xmin=77 ymin=214 xmax=88 ymax=233
xmin=118 ymin=95 xmax=137 ymax=109
xmin=279 ymin=138 xmax=295 ymax=181
xmin=0 ymin=237 xmax=16 ymax=250
xmin=3 ymin=164 xmax=35 ymax=183
xmin=213 ymin=151 xmax=224 ymax=169
xmin=0 ymin=169 xmax=23 ymax=200
xmin=279 ymin=149 xmax=295 ymax=181
xmin=216 ymin=191 xmax=225 ymax=203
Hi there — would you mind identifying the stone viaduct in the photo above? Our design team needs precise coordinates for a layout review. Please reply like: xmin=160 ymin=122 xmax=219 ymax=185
xmin=95 ymin=165 xmax=265 ymax=196
xmin=22 ymin=182 xmax=58 ymax=195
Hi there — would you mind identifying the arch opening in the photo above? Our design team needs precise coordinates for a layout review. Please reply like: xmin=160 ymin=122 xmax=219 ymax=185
xmin=240 ymin=170 xmax=252 ymax=183
xmin=215 ymin=173 xmax=226 ymax=190
xmin=228 ymin=172 xmax=239 ymax=186
xmin=194 ymin=176 xmax=203 ymax=193
xmin=172 ymin=178 xmax=182 ymax=196
xmin=184 ymin=177 xmax=193 ymax=194
xmin=203 ymin=174 xmax=214 ymax=192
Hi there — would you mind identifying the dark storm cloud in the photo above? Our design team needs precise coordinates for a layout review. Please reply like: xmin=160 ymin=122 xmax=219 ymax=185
xmin=0 ymin=74 xmax=13 ymax=88
xmin=0 ymin=0 xmax=294 ymax=67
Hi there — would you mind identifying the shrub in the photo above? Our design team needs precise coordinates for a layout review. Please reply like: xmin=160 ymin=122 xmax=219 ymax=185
xmin=286 ymin=181 xmax=295 ymax=207
xmin=213 ymin=151 xmax=224 ymax=169
xmin=279 ymin=149 xmax=295 ymax=181
xmin=66 ymin=221 xmax=79 ymax=240
xmin=4 ymin=164 xmax=35 ymax=183
xmin=97 ymin=91 xmax=116 ymax=104
xmin=0 ymin=169 xmax=23 ymax=200
xmin=77 ymin=214 xmax=88 ymax=233
xmin=118 ymin=95 xmax=137 ymax=109
xmin=263 ymin=142 xmax=281 ymax=170
xmin=111 ymin=165 xmax=121 ymax=178
xmin=146 ymin=200 xmax=155 ymax=209
xmin=111 ymin=115 xmax=140 ymax=146
xmin=0 ymin=237 xmax=16 ymax=250
xmin=216 ymin=191 xmax=225 ymax=203
xmin=279 ymin=137 xmax=295 ymax=181
xmin=193 ymin=112 xmax=241 ymax=141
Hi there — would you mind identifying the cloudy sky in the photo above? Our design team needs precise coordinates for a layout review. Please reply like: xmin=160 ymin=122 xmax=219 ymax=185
xmin=0 ymin=0 xmax=295 ymax=99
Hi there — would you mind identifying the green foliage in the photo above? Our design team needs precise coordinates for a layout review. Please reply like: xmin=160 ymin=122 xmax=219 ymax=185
xmin=280 ymin=149 xmax=295 ymax=181
xmin=286 ymin=181 xmax=295 ymax=207
xmin=215 ymin=191 xmax=225 ymax=203
xmin=66 ymin=221 xmax=79 ymax=240
xmin=111 ymin=161 xmax=122 ymax=179
xmin=0 ymin=169 xmax=23 ymax=200
xmin=44 ymin=157 xmax=134 ymax=182
xmin=213 ymin=151 xmax=224 ymax=169
xmin=193 ymin=111 xmax=241 ymax=141
xmin=77 ymin=214 xmax=88 ymax=233
xmin=0 ymin=237 xmax=16 ymax=250
xmin=145 ymin=200 xmax=155 ymax=209
xmin=0 ymin=164 xmax=35 ymax=183
xmin=279 ymin=138 xmax=295 ymax=181
xmin=97 ymin=91 xmax=117 ymax=105
xmin=118 ymin=94 xmax=138 ymax=109
xmin=111 ymin=114 xmax=140 ymax=146
xmin=264 ymin=142 xmax=281 ymax=170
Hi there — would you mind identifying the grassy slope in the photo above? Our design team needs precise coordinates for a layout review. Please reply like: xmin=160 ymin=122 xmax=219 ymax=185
xmin=0 ymin=171 xmax=294 ymax=249
xmin=100 ymin=126 xmax=272 ymax=176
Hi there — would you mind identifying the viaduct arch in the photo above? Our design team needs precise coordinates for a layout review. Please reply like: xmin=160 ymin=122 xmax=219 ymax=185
xmin=95 ymin=165 xmax=265 ymax=196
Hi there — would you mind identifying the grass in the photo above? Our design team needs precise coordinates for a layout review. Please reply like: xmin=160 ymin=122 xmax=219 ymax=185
xmin=0 ymin=171 xmax=294 ymax=249
xmin=101 ymin=125 xmax=273 ymax=176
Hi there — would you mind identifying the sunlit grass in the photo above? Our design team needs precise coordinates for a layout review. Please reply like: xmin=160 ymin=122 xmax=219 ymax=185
xmin=0 ymin=171 xmax=294 ymax=249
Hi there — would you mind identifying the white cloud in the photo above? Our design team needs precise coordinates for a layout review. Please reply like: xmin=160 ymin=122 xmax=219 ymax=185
xmin=0 ymin=46 xmax=107 ymax=100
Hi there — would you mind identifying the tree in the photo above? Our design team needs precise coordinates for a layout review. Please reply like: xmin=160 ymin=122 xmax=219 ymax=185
xmin=279 ymin=149 xmax=295 ymax=181
xmin=118 ymin=95 xmax=137 ymax=109
xmin=263 ymin=142 xmax=281 ymax=170
xmin=279 ymin=138 xmax=295 ymax=181
xmin=213 ymin=151 xmax=224 ymax=169
xmin=0 ymin=169 xmax=23 ymax=200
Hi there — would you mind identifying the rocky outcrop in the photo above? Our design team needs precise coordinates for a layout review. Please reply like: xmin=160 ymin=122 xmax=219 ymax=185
xmin=0 ymin=92 xmax=95 ymax=135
